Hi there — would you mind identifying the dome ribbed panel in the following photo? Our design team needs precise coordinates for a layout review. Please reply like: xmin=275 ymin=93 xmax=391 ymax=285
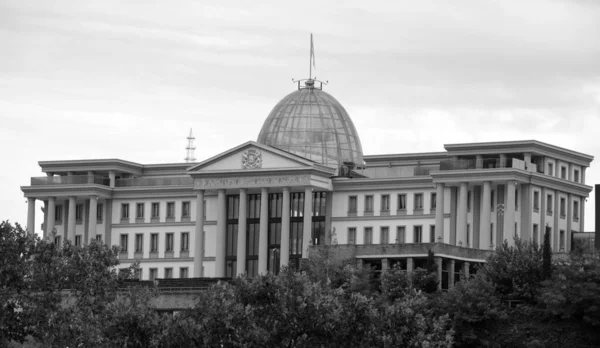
xmin=257 ymin=88 xmax=363 ymax=168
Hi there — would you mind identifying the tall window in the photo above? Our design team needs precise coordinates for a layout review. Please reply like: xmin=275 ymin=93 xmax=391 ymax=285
xmin=96 ymin=235 xmax=102 ymax=242
xmin=54 ymin=236 xmax=61 ymax=247
xmin=267 ymin=194 xmax=282 ymax=275
xmin=182 ymin=201 xmax=191 ymax=219
xmin=180 ymin=232 xmax=189 ymax=252
xmin=135 ymin=234 xmax=143 ymax=252
xmin=381 ymin=195 xmax=390 ymax=213
xmin=165 ymin=233 xmax=174 ymax=252
xmin=533 ymin=224 xmax=539 ymax=245
xmin=75 ymin=204 xmax=83 ymax=222
xmin=467 ymin=191 xmax=472 ymax=212
xmin=430 ymin=225 xmax=435 ymax=243
xmin=560 ymin=166 xmax=566 ymax=179
xmin=396 ymin=226 xmax=406 ymax=243
xmin=166 ymin=202 xmax=175 ymax=219
xmin=414 ymin=193 xmax=423 ymax=210
xmin=380 ymin=226 xmax=389 ymax=244
xmin=151 ymin=202 xmax=160 ymax=219
xmin=466 ymin=224 xmax=471 ymax=247
xmin=397 ymin=194 xmax=407 ymax=211
xmin=164 ymin=268 xmax=173 ymax=279
xmin=226 ymin=195 xmax=240 ymax=278
xmin=364 ymin=195 xmax=374 ymax=213
xmin=533 ymin=191 xmax=540 ymax=212
xmin=560 ymin=197 xmax=566 ymax=218
xmin=75 ymin=235 xmax=81 ymax=247
xmin=547 ymin=194 xmax=553 ymax=214
xmin=348 ymin=227 xmax=356 ymax=244
xmin=120 ymin=234 xmax=128 ymax=252
xmin=430 ymin=193 xmax=437 ymax=210
xmin=574 ymin=169 xmax=580 ymax=183
xmin=55 ymin=205 xmax=63 ymax=222
xmin=290 ymin=192 xmax=305 ymax=269
xmin=97 ymin=204 xmax=103 ymax=222
xmin=348 ymin=196 xmax=357 ymax=214
xmin=136 ymin=203 xmax=144 ymax=220
xmin=559 ymin=230 xmax=565 ymax=251
xmin=150 ymin=233 xmax=159 ymax=253
xmin=149 ymin=268 xmax=158 ymax=281
xmin=491 ymin=190 xmax=495 ymax=211
xmin=515 ymin=187 xmax=519 ymax=211
xmin=180 ymin=267 xmax=188 ymax=279
xmin=547 ymin=162 xmax=554 ymax=176
xmin=121 ymin=203 xmax=129 ymax=220
xmin=246 ymin=194 xmax=261 ymax=277
xmin=573 ymin=200 xmax=580 ymax=221
xmin=414 ymin=226 xmax=422 ymax=243
xmin=364 ymin=227 xmax=373 ymax=245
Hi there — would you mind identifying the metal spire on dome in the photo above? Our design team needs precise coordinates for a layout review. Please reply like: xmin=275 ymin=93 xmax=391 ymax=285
xmin=184 ymin=128 xmax=196 ymax=163
xmin=292 ymin=33 xmax=328 ymax=91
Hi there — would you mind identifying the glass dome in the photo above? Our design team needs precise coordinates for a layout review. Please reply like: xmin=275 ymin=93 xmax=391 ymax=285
xmin=257 ymin=80 xmax=364 ymax=168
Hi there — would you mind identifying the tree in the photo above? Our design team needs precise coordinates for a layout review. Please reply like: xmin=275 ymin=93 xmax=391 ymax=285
xmin=542 ymin=226 xmax=553 ymax=280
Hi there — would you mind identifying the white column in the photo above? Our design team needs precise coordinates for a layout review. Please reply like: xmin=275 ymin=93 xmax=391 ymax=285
xmin=109 ymin=171 xmax=116 ymax=188
xmin=480 ymin=181 xmax=492 ymax=249
xmin=193 ymin=190 xmax=205 ymax=277
xmin=67 ymin=196 xmax=76 ymax=242
xmin=504 ymin=181 xmax=516 ymax=246
xmin=47 ymin=197 xmax=56 ymax=238
xmin=236 ymin=189 xmax=247 ymax=275
xmin=280 ymin=187 xmax=291 ymax=268
xmin=456 ymin=182 xmax=468 ymax=246
xmin=258 ymin=188 xmax=269 ymax=274
xmin=302 ymin=187 xmax=313 ymax=258
xmin=87 ymin=171 xmax=94 ymax=184
xmin=27 ymin=198 xmax=36 ymax=235
xmin=215 ymin=189 xmax=227 ymax=277
xmin=89 ymin=196 xmax=98 ymax=241
xmin=435 ymin=183 xmax=445 ymax=242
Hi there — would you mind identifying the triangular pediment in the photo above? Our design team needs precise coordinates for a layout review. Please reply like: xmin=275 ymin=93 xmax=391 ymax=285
xmin=188 ymin=141 xmax=324 ymax=173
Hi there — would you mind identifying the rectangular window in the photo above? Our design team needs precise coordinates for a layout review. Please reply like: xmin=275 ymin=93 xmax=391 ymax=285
xmin=573 ymin=200 xmax=580 ymax=221
xmin=559 ymin=230 xmax=565 ymax=251
xmin=55 ymin=205 xmax=63 ymax=222
xmin=430 ymin=193 xmax=437 ymax=210
xmin=574 ymin=169 xmax=580 ymax=183
xmin=430 ymin=225 xmax=435 ymax=243
xmin=560 ymin=197 xmax=566 ymax=218
xmin=380 ymin=226 xmax=389 ymax=244
xmin=414 ymin=193 xmax=423 ymax=210
xmin=165 ymin=233 xmax=174 ymax=252
xmin=97 ymin=204 xmax=103 ymax=221
xmin=547 ymin=194 xmax=553 ymax=215
xmin=560 ymin=166 xmax=566 ymax=179
xmin=364 ymin=227 xmax=373 ymax=245
xmin=182 ymin=201 xmax=191 ymax=218
xmin=515 ymin=187 xmax=519 ymax=211
xmin=348 ymin=196 xmax=357 ymax=214
xmin=548 ymin=162 xmax=554 ymax=176
xmin=136 ymin=203 xmax=144 ymax=219
xmin=164 ymin=268 xmax=173 ymax=279
xmin=54 ymin=236 xmax=61 ymax=247
xmin=75 ymin=204 xmax=83 ymax=222
xmin=135 ymin=234 xmax=143 ymax=252
xmin=491 ymin=190 xmax=495 ymax=211
xmin=149 ymin=268 xmax=158 ymax=281
xmin=75 ymin=235 xmax=81 ymax=247
xmin=467 ymin=191 xmax=472 ymax=212
xmin=533 ymin=224 xmax=539 ymax=245
xmin=121 ymin=203 xmax=129 ymax=220
xmin=490 ymin=223 xmax=494 ymax=247
xmin=533 ymin=191 xmax=540 ymax=212
xmin=150 ymin=233 xmax=159 ymax=252
xmin=364 ymin=195 xmax=374 ymax=213
xmin=348 ymin=227 xmax=356 ymax=244
xmin=466 ymin=224 xmax=471 ymax=247
xmin=396 ymin=226 xmax=406 ymax=243
xmin=414 ymin=226 xmax=422 ymax=243
xmin=135 ymin=268 xmax=142 ymax=280
xmin=151 ymin=202 xmax=160 ymax=219
xmin=180 ymin=267 xmax=188 ymax=279
xmin=180 ymin=232 xmax=189 ymax=251
xmin=166 ymin=202 xmax=175 ymax=219
xmin=380 ymin=194 xmax=390 ymax=212
xmin=96 ymin=234 xmax=102 ymax=242
xmin=397 ymin=194 xmax=407 ymax=211
xmin=120 ymin=234 xmax=128 ymax=252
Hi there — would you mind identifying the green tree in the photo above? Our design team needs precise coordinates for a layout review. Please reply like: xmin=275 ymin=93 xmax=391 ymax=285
xmin=542 ymin=226 xmax=553 ymax=280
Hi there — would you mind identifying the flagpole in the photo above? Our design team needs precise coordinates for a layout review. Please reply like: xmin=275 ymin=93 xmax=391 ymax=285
xmin=309 ymin=33 xmax=312 ymax=79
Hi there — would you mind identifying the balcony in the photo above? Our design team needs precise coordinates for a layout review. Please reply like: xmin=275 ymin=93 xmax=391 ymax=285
xmin=30 ymin=175 xmax=110 ymax=186
xmin=439 ymin=158 xmax=536 ymax=172
xmin=115 ymin=177 xmax=194 ymax=187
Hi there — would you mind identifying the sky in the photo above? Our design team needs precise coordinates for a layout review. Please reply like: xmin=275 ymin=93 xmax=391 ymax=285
xmin=1 ymin=0 xmax=599 ymax=233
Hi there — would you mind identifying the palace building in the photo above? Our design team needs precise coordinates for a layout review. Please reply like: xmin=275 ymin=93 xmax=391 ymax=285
xmin=21 ymin=78 xmax=594 ymax=289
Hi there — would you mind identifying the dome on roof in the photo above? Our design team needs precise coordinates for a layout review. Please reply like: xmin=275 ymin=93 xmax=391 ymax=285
xmin=257 ymin=80 xmax=364 ymax=168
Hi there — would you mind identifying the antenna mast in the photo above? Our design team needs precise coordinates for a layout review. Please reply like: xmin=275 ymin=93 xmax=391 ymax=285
xmin=185 ymin=128 xmax=196 ymax=163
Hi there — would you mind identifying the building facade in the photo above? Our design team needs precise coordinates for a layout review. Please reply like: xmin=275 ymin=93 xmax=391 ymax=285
xmin=21 ymin=79 xmax=594 ymax=289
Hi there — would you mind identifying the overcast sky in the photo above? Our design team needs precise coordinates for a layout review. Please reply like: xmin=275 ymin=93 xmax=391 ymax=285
xmin=1 ymin=0 xmax=599 ymax=233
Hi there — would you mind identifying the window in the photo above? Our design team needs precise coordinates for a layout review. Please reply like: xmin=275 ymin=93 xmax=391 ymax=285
xmin=75 ymin=204 xmax=83 ymax=222
xmin=573 ymin=200 xmax=580 ymax=221
xmin=348 ymin=196 xmax=357 ymax=214
xmin=560 ymin=166 xmax=566 ymax=179
xmin=414 ymin=226 xmax=422 ymax=243
xmin=515 ymin=187 xmax=519 ymax=211
xmin=533 ymin=224 xmax=539 ymax=244
xmin=134 ymin=268 xmax=142 ymax=280
xmin=380 ymin=226 xmax=389 ymax=244
xmin=396 ymin=226 xmax=406 ymax=243
xmin=182 ymin=201 xmax=191 ymax=219
xmin=121 ymin=203 xmax=129 ymax=220
xmin=55 ymin=205 xmax=63 ymax=222
xmin=574 ymin=169 xmax=580 ymax=183
xmin=547 ymin=194 xmax=553 ymax=215
xmin=120 ymin=234 xmax=128 ymax=252
xmin=97 ymin=204 xmax=103 ymax=221
xmin=364 ymin=227 xmax=373 ymax=245
xmin=466 ymin=224 xmax=471 ymax=247
xmin=150 ymin=233 xmax=159 ymax=252
xmin=467 ymin=191 xmax=472 ymax=212
xmin=180 ymin=232 xmax=189 ymax=251
xmin=151 ymin=202 xmax=160 ymax=219
xmin=180 ymin=267 xmax=188 ymax=279
xmin=166 ymin=202 xmax=175 ymax=219
xmin=54 ymin=236 xmax=61 ymax=246
xmin=559 ymin=230 xmax=565 ymax=251
xmin=149 ymin=268 xmax=158 ymax=281
xmin=547 ymin=162 xmax=554 ymax=176
xmin=560 ymin=197 xmax=566 ymax=218
xmin=364 ymin=195 xmax=374 ymax=213
xmin=414 ymin=193 xmax=423 ymax=210
xmin=348 ymin=227 xmax=356 ymax=244
xmin=164 ymin=268 xmax=173 ymax=279
xmin=166 ymin=233 xmax=174 ymax=252
xmin=96 ymin=235 xmax=102 ymax=242
xmin=430 ymin=225 xmax=435 ymax=243
xmin=135 ymin=234 xmax=143 ymax=252
xmin=380 ymin=195 xmax=390 ymax=212
xmin=75 ymin=235 xmax=81 ymax=247
xmin=491 ymin=190 xmax=495 ymax=211
xmin=490 ymin=223 xmax=494 ymax=247
xmin=533 ymin=191 xmax=540 ymax=212
xmin=430 ymin=193 xmax=437 ymax=210
xmin=136 ymin=203 xmax=144 ymax=220
xmin=397 ymin=194 xmax=407 ymax=211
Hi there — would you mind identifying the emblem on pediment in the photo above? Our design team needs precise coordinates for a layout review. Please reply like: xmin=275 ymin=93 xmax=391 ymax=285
xmin=242 ymin=148 xmax=262 ymax=169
